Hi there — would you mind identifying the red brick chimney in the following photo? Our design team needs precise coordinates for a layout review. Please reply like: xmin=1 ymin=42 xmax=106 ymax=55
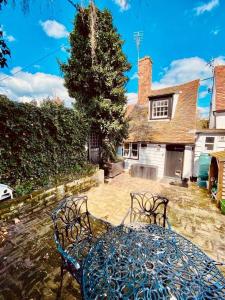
xmin=138 ymin=56 xmax=152 ymax=105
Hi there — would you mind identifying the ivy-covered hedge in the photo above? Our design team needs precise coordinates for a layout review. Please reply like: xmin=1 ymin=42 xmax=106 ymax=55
xmin=0 ymin=95 xmax=89 ymax=190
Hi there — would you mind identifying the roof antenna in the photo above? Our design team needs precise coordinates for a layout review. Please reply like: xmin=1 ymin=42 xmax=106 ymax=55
xmin=207 ymin=58 xmax=215 ymax=73
xmin=206 ymin=58 xmax=215 ymax=94
xmin=134 ymin=31 xmax=143 ymax=65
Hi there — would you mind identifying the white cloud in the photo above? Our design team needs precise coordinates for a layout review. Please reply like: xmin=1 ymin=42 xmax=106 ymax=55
xmin=131 ymin=72 xmax=138 ymax=80
xmin=198 ymin=106 xmax=210 ymax=118
xmin=0 ymin=68 xmax=74 ymax=108
xmin=114 ymin=0 xmax=130 ymax=11
xmin=152 ymin=56 xmax=225 ymax=90
xmin=211 ymin=28 xmax=220 ymax=35
xmin=126 ymin=92 xmax=137 ymax=104
xmin=194 ymin=0 xmax=219 ymax=16
xmin=199 ymin=90 xmax=209 ymax=98
xmin=11 ymin=66 xmax=22 ymax=74
xmin=6 ymin=34 xmax=15 ymax=42
xmin=39 ymin=20 xmax=69 ymax=39
xmin=0 ymin=26 xmax=16 ymax=42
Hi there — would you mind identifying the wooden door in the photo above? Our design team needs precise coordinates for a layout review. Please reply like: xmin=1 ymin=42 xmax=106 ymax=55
xmin=89 ymin=132 xmax=100 ymax=164
xmin=165 ymin=145 xmax=184 ymax=178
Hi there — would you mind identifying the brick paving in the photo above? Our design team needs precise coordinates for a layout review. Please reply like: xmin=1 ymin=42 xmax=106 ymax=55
xmin=0 ymin=173 xmax=225 ymax=299
xmin=87 ymin=174 xmax=225 ymax=264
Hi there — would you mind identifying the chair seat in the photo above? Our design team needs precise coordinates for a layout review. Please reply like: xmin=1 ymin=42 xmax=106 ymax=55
xmin=66 ymin=235 xmax=97 ymax=266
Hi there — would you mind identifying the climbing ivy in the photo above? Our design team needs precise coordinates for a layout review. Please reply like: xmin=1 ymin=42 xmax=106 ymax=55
xmin=0 ymin=95 xmax=89 ymax=189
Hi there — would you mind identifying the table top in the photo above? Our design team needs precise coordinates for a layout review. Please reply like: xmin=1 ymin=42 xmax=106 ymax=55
xmin=82 ymin=223 xmax=225 ymax=300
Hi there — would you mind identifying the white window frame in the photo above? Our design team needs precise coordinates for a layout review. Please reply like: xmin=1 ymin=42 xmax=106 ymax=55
xmin=152 ymin=99 xmax=169 ymax=119
xmin=123 ymin=143 xmax=130 ymax=158
xmin=123 ymin=143 xmax=139 ymax=159
xmin=205 ymin=136 xmax=215 ymax=151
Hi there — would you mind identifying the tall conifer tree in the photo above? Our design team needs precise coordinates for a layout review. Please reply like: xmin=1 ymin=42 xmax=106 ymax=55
xmin=61 ymin=3 xmax=131 ymax=163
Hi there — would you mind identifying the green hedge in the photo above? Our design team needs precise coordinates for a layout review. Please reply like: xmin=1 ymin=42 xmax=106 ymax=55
xmin=0 ymin=95 xmax=89 ymax=189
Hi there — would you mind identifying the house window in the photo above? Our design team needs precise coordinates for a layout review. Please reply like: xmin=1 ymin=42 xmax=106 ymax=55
xmin=123 ymin=143 xmax=139 ymax=159
xmin=123 ymin=143 xmax=130 ymax=157
xmin=219 ymin=136 xmax=225 ymax=142
xmin=141 ymin=143 xmax=147 ymax=148
xmin=152 ymin=99 xmax=169 ymax=119
xmin=205 ymin=137 xmax=214 ymax=151
xmin=131 ymin=143 xmax=138 ymax=158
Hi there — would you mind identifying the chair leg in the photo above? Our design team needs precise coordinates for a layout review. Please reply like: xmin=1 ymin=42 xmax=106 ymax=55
xmin=56 ymin=260 xmax=64 ymax=300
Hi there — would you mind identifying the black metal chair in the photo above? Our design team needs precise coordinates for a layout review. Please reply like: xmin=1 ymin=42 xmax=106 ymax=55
xmin=51 ymin=195 xmax=111 ymax=289
xmin=121 ymin=192 xmax=169 ymax=227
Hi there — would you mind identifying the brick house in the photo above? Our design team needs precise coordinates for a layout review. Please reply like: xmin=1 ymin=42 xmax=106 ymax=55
xmin=123 ymin=57 xmax=199 ymax=180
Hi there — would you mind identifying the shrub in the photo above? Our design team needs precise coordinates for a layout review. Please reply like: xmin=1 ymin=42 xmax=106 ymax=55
xmin=0 ymin=95 xmax=89 ymax=189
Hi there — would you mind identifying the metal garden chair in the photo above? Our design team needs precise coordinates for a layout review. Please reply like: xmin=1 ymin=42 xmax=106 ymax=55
xmin=51 ymin=195 xmax=111 ymax=289
xmin=121 ymin=191 xmax=169 ymax=227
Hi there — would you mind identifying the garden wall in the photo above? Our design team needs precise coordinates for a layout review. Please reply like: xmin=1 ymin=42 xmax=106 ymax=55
xmin=0 ymin=169 xmax=104 ymax=221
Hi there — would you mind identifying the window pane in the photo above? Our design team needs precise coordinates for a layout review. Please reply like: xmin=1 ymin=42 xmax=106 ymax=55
xmin=123 ymin=143 xmax=130 ymax=157
xmin=131 ymin=150 xmax=138 ymax=157
xmin=152 ymin=99 xmax=169 ymax=119
xmin=205 ymin=144 xmax=214 ymax=151
xmin=132 ymin=143 xmax=138 ymax=150
xmin=205 ymin=137 xmax=214 ymax=143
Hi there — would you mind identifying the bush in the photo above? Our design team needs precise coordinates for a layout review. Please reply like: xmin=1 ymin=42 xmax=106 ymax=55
xmin=0 ymin=95 xmax=89 ymax=189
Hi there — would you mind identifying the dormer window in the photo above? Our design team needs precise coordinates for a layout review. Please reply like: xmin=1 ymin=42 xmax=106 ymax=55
xmin=149 ymin=94 xmax=173 ymax=120
xmin=152 ymin=99 xmax=169 ymax=118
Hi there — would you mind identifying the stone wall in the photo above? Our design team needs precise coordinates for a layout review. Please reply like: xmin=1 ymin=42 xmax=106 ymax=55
xmin=0 ymin=169 xmax=104 ymax=222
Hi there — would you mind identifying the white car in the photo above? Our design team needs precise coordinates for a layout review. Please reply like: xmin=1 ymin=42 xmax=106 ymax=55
xmin=0 ymin=184 xmax=13 ymax=201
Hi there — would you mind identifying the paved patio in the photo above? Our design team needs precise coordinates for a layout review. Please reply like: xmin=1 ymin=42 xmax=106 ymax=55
xmin=0 ymin=173 xmax=224 ymax=299
xmin=86 ymin=173 xmax=225 ymax=264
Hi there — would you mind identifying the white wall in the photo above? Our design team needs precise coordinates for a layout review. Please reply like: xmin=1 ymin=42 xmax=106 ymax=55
xmin=182 ymin=146 xmax=193 ymax=178
xmin=216 ymin=112 xmax=225 ymax=129
xmin=124 ymin=144 xmax=166 ymax=178
xmin=194 ymin=133 xmax=225 ymax=177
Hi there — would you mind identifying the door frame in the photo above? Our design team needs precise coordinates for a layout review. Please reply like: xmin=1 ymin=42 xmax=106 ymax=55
xmin=164 ymin=144 xmax=185 ymax=179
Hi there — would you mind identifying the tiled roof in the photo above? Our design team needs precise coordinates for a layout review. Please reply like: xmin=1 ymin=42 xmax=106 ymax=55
xmin=126 ymin=79 xmax=199 ymax=144
xmin=210 ymin=150 xmax=225 ymax=161
xmin=215 ymin=65 xmax=225 ymax=111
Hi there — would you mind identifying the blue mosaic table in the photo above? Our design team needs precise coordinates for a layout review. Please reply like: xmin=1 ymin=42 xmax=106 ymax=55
xmin=82 ymin=223 xmax=225 ymax=300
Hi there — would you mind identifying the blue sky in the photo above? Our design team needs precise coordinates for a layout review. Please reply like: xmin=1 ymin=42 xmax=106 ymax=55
xmin=0 ymin=0 xmax=225 ymax=117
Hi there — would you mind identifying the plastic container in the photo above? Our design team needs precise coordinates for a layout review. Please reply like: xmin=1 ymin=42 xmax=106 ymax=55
xmin=197 ymin=179 xmax=207 ymax=188
xmin=221 ymin=199 xmax=225 ymax=215
xmin=198 ymin=154 xmax=211 ymax=186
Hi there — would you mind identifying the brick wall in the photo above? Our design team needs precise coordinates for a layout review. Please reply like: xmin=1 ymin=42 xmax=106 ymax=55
xmin=0 ymin=170 xmax=104 ymax=221
xmin=138 ymin=57 xmax=152 ymax=105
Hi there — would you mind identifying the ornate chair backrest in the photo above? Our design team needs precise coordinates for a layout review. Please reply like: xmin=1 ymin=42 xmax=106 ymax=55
xmin=130 ymin=192 xmax=169 ymax=227
xmin=51 ymin=195 xmax=92 ymax=252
